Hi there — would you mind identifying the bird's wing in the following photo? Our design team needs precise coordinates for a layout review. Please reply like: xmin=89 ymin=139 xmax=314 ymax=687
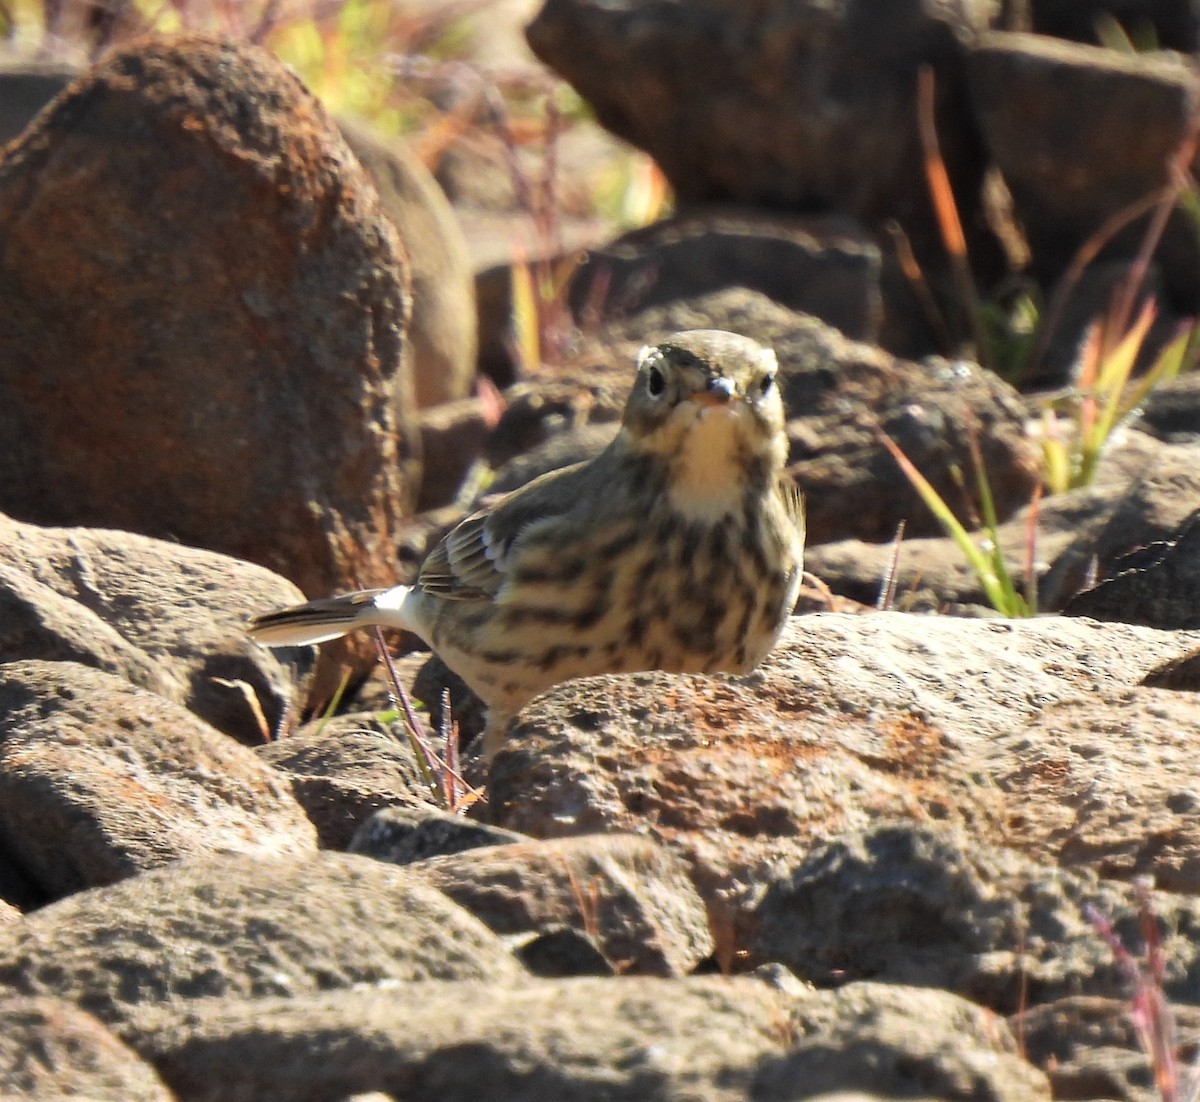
xmin=780 ymin=476 xmax=805 ymax=539
xmin=417 ymin=459 xmax=596 ymax=600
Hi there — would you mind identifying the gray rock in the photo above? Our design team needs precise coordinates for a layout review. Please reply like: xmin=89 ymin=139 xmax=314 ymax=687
xmin=0 ymin=996 xmax=172 ymax=1102
xmin=0 ymin=563 xmax=180 ymax=703
xmin=409 ymin=834 xmax=714 ymax=977
xmin=970 ymin=32 xmax=1200 ymax=308
xmin=0 ymin=850 xmax=522 ymax=1033
xmin=125 ymin=976 xmax=1046 ymax=1102
xmin=488 ymin=614 xmax=1200 ymax=923
xmin=349 ymin=804 xmax=525 ymax=864
xmin=571 ymin=209 xmax=883 ymax=345
xmin=0 ymin=660 xmax=317 ymax=900
xmin=338 ymin=116 xmax=477 ymax=410
xmin=527 ymin=0 xmax=997 ymax=268
xmin=259 ymin=716 xmax=436 ymax=850
xmin=751 ymin=821 xmax=1200 ymax=1011
xmin=0 ymin=511 xmax=308 ymax=743
xmin=1066 ymin=507 xmax=1200 ymax=628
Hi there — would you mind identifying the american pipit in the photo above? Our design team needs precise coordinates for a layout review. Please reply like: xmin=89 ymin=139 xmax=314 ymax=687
xmin=249 ymin=329 xmax=805 ymax=754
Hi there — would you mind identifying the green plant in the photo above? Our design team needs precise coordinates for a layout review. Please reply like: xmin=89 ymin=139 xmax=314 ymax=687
xmin=1039 ymin=301 xmax=1193 ymax=493
xmin=876 ymin=424 xmax=1036 ymax=618
xmin=371 ymin=627 xmax=481 ymax=814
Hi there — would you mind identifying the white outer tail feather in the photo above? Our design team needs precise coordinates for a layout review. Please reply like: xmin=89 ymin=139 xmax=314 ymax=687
xmin=247 ymin=584 xmax=417 ymax=648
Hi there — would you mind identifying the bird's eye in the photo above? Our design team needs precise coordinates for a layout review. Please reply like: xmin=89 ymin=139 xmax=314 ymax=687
xmin=760 ymin=373 xmax=776 ymax=395
xmin=646 ymin=366 xmax=666 ymax=397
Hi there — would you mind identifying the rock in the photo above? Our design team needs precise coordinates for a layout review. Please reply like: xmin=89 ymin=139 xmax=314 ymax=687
xmin=349 ymin=805 xmax=526 ymax=864
xmin=408 ymin=834 xmax=714 ymax=976
xmin=338 ymin=116 xmax=477 ymax=409
xmin=0 ymin=850 xmax=40 ymax=913
xmin=0 ymin=57 xmax=75 ymax=145
xmin=0 ymin=661 xmax=317 ymax=900
xmin=0 ymin=37 xmax=418 ymax=628
xmin=758 ymin=982 xmax=1049 ymax=1101
xmin=488 ymin=613 xmax=1200 ymax=927
xmin=1016 ymin=994 xmax=1200 ymax=1102
xmin=1080 ymin=443 xmax=1200 ymax=574
xmin=751 ymin=821 xmax=1200 ymax=1012
xmin=527 ymin=0 xmax=997 ymax=267
xmin=125 ymin=976 xmax=1045 ymax=1102
xmin=0 ymin=995 xmax=173 ymax=1102
xmin=1029 ymin=0 xmax=1200 ymax=51
xmin=1065 ymin=506 xmax=1200 ymax=628
xmin=0 ymin=511 xmax=309 ymax=743
xmin=0 ymin=562 xmax=181 ymax=702
xmin=0 ymin=851 xmax=522 ymax=1033
xmin=514 ymin=926 xmax=615 ymax=976
xmin=257 ymin=716 xmax=437 ymax=850
xmin=805 ymin=477 xmax=1128 ymax=612
xmin=416 ymin=396 xmax=491 ymax=510
xmin=570 ymin=209 xmax=883 ymax=344
xmin=1139 ymin=371 xmax=1200 ymax=443
xmin=970 ymin=32 xmax=1200 ymax=309
xmin=0 ymin=900 xmax=18 ymax=925
xmin=488 ymin=422 xmax=619 ymax=495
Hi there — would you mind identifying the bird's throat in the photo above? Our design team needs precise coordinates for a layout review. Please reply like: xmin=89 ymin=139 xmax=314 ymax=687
xmin=666 ymin=409 xmax=748 ymax=521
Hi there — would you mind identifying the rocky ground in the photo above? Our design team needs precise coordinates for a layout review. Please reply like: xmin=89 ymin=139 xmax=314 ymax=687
xmin=3 ymin=2 xmax=1200 ymax=1099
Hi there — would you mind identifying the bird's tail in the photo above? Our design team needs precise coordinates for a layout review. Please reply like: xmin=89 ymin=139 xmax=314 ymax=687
xmin=246 ymin=586 xmax=414 ymax=647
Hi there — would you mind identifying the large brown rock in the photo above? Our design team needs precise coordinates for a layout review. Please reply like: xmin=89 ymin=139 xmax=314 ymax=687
xmin=0 ymin=36 xmax=418 ymax=611
xmin=970 ymin=32 xmax=1200 ymax=309
xmin=527 ymin=0 xmax=998 ymax=263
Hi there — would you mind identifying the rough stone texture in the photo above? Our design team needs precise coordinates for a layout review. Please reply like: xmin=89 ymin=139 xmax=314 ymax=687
xmin=409 ymin=834 xmax=714 ymax=977
xmin=125 ymin=977 xmax=1046 ymax=1102
xmin=1078 ymin=445 xmax=1200 ymax=575
xmin=0 ymin=36 xmax=418 ymax=622
xmin=1016 ymin=994 xmax=1200 ymax=1102
xmin=1139 ymin=371 xmax=1200 ymax=443
xmin=488 ymin=614 xmax=1200 ymax=925
xmin=1065 ymin=507 xmax=1200 ymax=629
xmin=527 ymin=0 xmax=998 ymax=266
xmin=256 ymin=715 xmax=436 ymax=850
xmin=0 ymin=899 xmax=18 ymax=925
xmin=338 ymin=116 xmax=477 ymax=409
xmin=0 ymin=562 xmax=181 ymax=702
xmin=570 ymin=209 xmax=883 ymax=344
xmin=515 ymin=926 xmax=615 ymax=976
xmin=970 ymin=32 xmax=1200 ymax=308
xmin=349 ymin=804 xmax=527 ymax=864
xmin=0 ymin=996 xmax=173 ymax=1102
xmin=0 ymin=851 xmax=522 ymax=1033
xmin=0 ymin=661 xmax=317 ymax=900
xmin=751 ymin=822 xmax=1200 ymax=1014
xmin=0 ymin=511 xmax=309 ymax=743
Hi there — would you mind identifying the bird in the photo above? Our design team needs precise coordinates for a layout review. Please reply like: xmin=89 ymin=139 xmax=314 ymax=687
xmin=248 ymin=329 xmax=805 ymax=757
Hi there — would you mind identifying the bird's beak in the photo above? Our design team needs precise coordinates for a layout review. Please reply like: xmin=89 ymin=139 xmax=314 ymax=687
xmin=692 ymin=377 xmax=738 ymax=407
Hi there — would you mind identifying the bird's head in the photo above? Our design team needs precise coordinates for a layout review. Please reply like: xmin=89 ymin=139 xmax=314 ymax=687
xmin=622 ymin=330 xmax=787 ymax=471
